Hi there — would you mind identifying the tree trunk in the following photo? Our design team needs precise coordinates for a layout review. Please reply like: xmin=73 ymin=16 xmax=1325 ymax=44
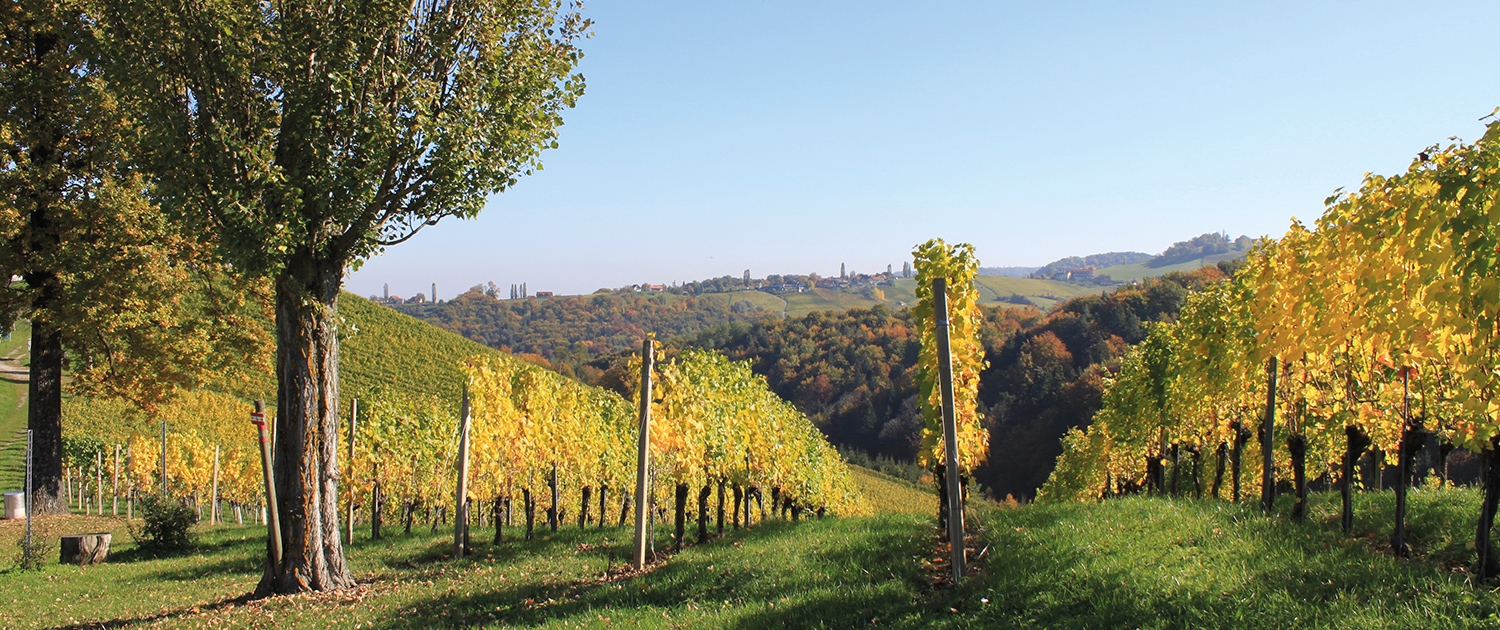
xmin=403 ymin=501 xmax=415 ymax=535
xmin=1393 ymin=422 xmax=1425 ymax=557
xmin=1231 ymin=421 xmax=1246 ymax=502
xmin=523 ymin=489 xmax=535 ymax=540
xmin=1261 ymin=357 xmax=1278 ymax=514
xmin=1212 ymin=443 xmax=1227 ymax=500
xmin=754 ymin=486 xmax=764 ymax=523
xmin=547 ymin=464 xmax=559 ymax=532
xmin=26 ymin=317 xmax=66 ymax=515
xmin=580 ymin=485 xmax=591 ymax=529
xmin=257 ymin=261 xmax=352 ymax=596
xmin=1288 ymin=434 xmax=1307 ymax=520
xmin=1342 ymin=427 xmax=1369 ymax=535
xmin=1191 ymin=446 xmax=1202 ymax=499
xmin=371 ymin=481 xmax=383 ymax=540
xmin=697 ymin=483 xmax=711 ymax=543
xmin=771 ymin=486 xmax=782 ymax=520
xmin=1476 ymin=439 xmax=1500 ymax=579
xmin=1439 ymin=441 xmax=1455 ymax=487
xmin=716 ymin=478 xmax=725 ymax=535
xmin=1170 ymin=443 xmax=1180 ymax=496
xmin=492 ymin=495 xmax=504 ymax=544
xmin=618 ymin=491 xmax=631 ymax=527
xmin=598 ymin=485 xmax=607 ymax=530
xmin=732 ymin=485 xmax=743 ymax=529
xmin=673 ymin=483 xmax=688 ymax=551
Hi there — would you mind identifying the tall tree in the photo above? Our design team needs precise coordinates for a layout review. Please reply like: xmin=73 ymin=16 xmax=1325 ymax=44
xmin=108 ymin=0 xmax=587 ymax=594
xmin=0 ymin=0 xmax=264 ymax=514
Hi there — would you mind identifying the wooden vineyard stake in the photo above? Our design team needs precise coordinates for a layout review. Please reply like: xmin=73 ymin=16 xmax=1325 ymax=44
xmin=211 ymin=445 xmax=221 ymax=525
xmin=95 ymin=450 xmax=102 ymax=516
xmin=455 ymin=388 xmax=473 ymax=558
xmin=348 ymin=399 xmax=358 ymax=546
xmin=252 ymin=400 xmax=282 ymax=572
xmin=1261 ymin=357 xmax=1278 ymax=514
xmin=159 ymin=420 xmax=168 ymax=496
xmin=24 ymin=430 xmax=33 ymax=567
xmin=932 ymin=277 xmax=966 ymax=583
xmin=112 ymin=444 xmax=120 ymax=516
xmin=633 ymin=335 xmax=655 ymax=570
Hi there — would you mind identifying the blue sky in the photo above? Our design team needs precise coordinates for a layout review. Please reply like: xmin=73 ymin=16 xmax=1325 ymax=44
xmin=349 ymin=1 xmax=1500 ymax=300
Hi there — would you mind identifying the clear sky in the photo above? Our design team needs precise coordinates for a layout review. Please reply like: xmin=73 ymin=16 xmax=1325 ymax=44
xmin=348 ymin=1 xmax=1500 ymax=300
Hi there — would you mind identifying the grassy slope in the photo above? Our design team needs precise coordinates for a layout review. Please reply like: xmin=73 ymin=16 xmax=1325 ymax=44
xmin=7 ymin=484 xmax=1499 ymax=628
xmin=1096 ymin=250 xmax=1243 ymax=282
xmin=0 ymin=320 xmax=30 ymax=492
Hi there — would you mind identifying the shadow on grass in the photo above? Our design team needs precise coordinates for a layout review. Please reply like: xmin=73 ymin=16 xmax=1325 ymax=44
xmin=360 ymin=516 xmax=934 ymax=629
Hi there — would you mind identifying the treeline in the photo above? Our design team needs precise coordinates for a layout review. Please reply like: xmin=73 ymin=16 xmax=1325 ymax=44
xmin=404 ymin=289 xmax=776 ymax=377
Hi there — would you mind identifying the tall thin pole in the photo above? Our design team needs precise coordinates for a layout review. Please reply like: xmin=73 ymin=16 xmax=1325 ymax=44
xmin=455 ymin=388 xmax=473 ymax=558
xmin=112 ymin=444 xmax=120 ymax=516
xmin=252 ymin=400 xmax=282 ymax=572
xmin=95 ymin=449 xmax=102 ymax=516
xmin=210 ymin=445 xmax=221 ymax=525
xmin=347 ymin=399 xmax=358 ymax=546
xmin=160 ymin=420 xmax=168 ymax=496
xmin=932 ymin=277 xmax=966 ymax=583
xmin=1261 ymin=357 xmax=1278 ymax=514
xmin=633 ymin=335 xmax=655 ymax=570
xmin=24 ymin=429 xmax=33 ymax=565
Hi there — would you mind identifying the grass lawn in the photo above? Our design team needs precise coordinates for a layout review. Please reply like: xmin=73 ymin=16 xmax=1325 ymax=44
xmin=6 ymin=469 xmax=1500 ymax=628
xmin=0 ymin=320 xmax=29 ymax=492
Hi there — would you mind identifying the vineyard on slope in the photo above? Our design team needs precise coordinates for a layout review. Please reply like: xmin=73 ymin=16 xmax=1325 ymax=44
xmin=1041 ymin=118 xmax=1500 ymax=574
xmin=56 ymin=294 xmax=859 ymax=545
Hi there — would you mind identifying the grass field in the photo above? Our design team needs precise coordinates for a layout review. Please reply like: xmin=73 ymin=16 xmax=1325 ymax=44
xmin=1095 ymin=251 xmax=1243 ymax=282
xmin=7 ymin=476 xmax=1500 ymax=628
xmin=0 ymin=320 xmax=29 ymax=493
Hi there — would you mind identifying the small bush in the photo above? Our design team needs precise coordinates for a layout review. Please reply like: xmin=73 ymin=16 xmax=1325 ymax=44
xmin=131 ymin=495 xmax=198 ymax=552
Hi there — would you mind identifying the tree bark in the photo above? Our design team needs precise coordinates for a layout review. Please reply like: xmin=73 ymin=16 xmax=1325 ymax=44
xmin=1392 ymin=422 xmax=1425 ymax=557
xmin=1288 ymin=434 xmax=1307 ymax=520
xmin=1261 ymin=357 xmax=1278 ymax=514
xmin=1170 ymin=443 xmax=1180 ymax=497
xmin=1212 ymin=443 xmax=1227 ymax=500
xmin=673 ymin=483 xmax=688 ymax=551
xmin=697 ymin=483 xmax=711 ymax=543
xmin=1476 ymin=439 xmax=1500 ymax=579
xmin=618 ymin=491 xmax=631 ymax=527
xmin=523 ymin=489 xmax=535 ymax=540
xmin=598 ymin=485 xmax=607 ymax=530
xmin=257 ymin=259 xmax=352 ymax=595
xmin=715 ymin=478 xmax=725 ymax=535
xmin=370 ymin=481 xmax=383 ymax=540
xmin=1231 ymin=421 xmax=1247 ymax=502
xmin=547 ymin=464 xmax=559 ymax=532
xmin=26 ymin=317 xmax=66 ymax=514
xmin=732 ymin=485 xmax=743 ymax=529
xmin=579 ymin=485 xmax=591 ymax=529
xmin=492 ymin=495 xmax=504 ymax=544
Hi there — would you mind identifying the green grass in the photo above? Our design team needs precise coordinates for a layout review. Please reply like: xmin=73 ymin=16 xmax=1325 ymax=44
xmin=1095 ymin=251 xmax=1243 ymax=282
xmin=783 ymin=288 xmax=887 ymax=317
xmin=696 ymin=290 xmax=789 ymax=316
xmin=8 ymin=484 xmax=1500 ymax=628
xmin=0 ymin=320 xmax=28 ymax=493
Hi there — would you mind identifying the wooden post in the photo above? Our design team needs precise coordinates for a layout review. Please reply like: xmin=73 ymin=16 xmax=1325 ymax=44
xmin=210 ymin=445 xmax=221 ymax=525
xmin=633 ymin=335 xmax=655 ymax=569
xmin=455 ymin=387 xmax=473 ymax=558
xmin=347 ymin=399 xmax=358 ymax=546
xmin=252 ymin=400 xmax=282 ymax=572
xmin=1261 ymin=357 xmax=1278 ymax=514
xmin=160 ymin=420 xmax=168 ymax=497
xmin=95 ymin=450 xmax=102 ymax=516
xmin=932 ymin=277 xmax=966 ymax=583
xmin=112 ymin=444 xmax=120 ymax=516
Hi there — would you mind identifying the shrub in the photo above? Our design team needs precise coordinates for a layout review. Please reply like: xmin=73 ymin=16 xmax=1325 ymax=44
xmin=131 ymin=495 xmax=198 ymax=552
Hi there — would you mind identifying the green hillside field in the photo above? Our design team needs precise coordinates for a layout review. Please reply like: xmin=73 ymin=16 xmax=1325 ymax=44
xmin=3 ymin=483 xmax=1497 ymax=628
xmin=1095 ymin=250 xmax=1243 ymax=282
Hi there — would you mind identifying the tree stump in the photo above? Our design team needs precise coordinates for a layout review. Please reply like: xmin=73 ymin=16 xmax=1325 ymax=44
xmin=60 ymin=533 xmax=111 ymax=565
